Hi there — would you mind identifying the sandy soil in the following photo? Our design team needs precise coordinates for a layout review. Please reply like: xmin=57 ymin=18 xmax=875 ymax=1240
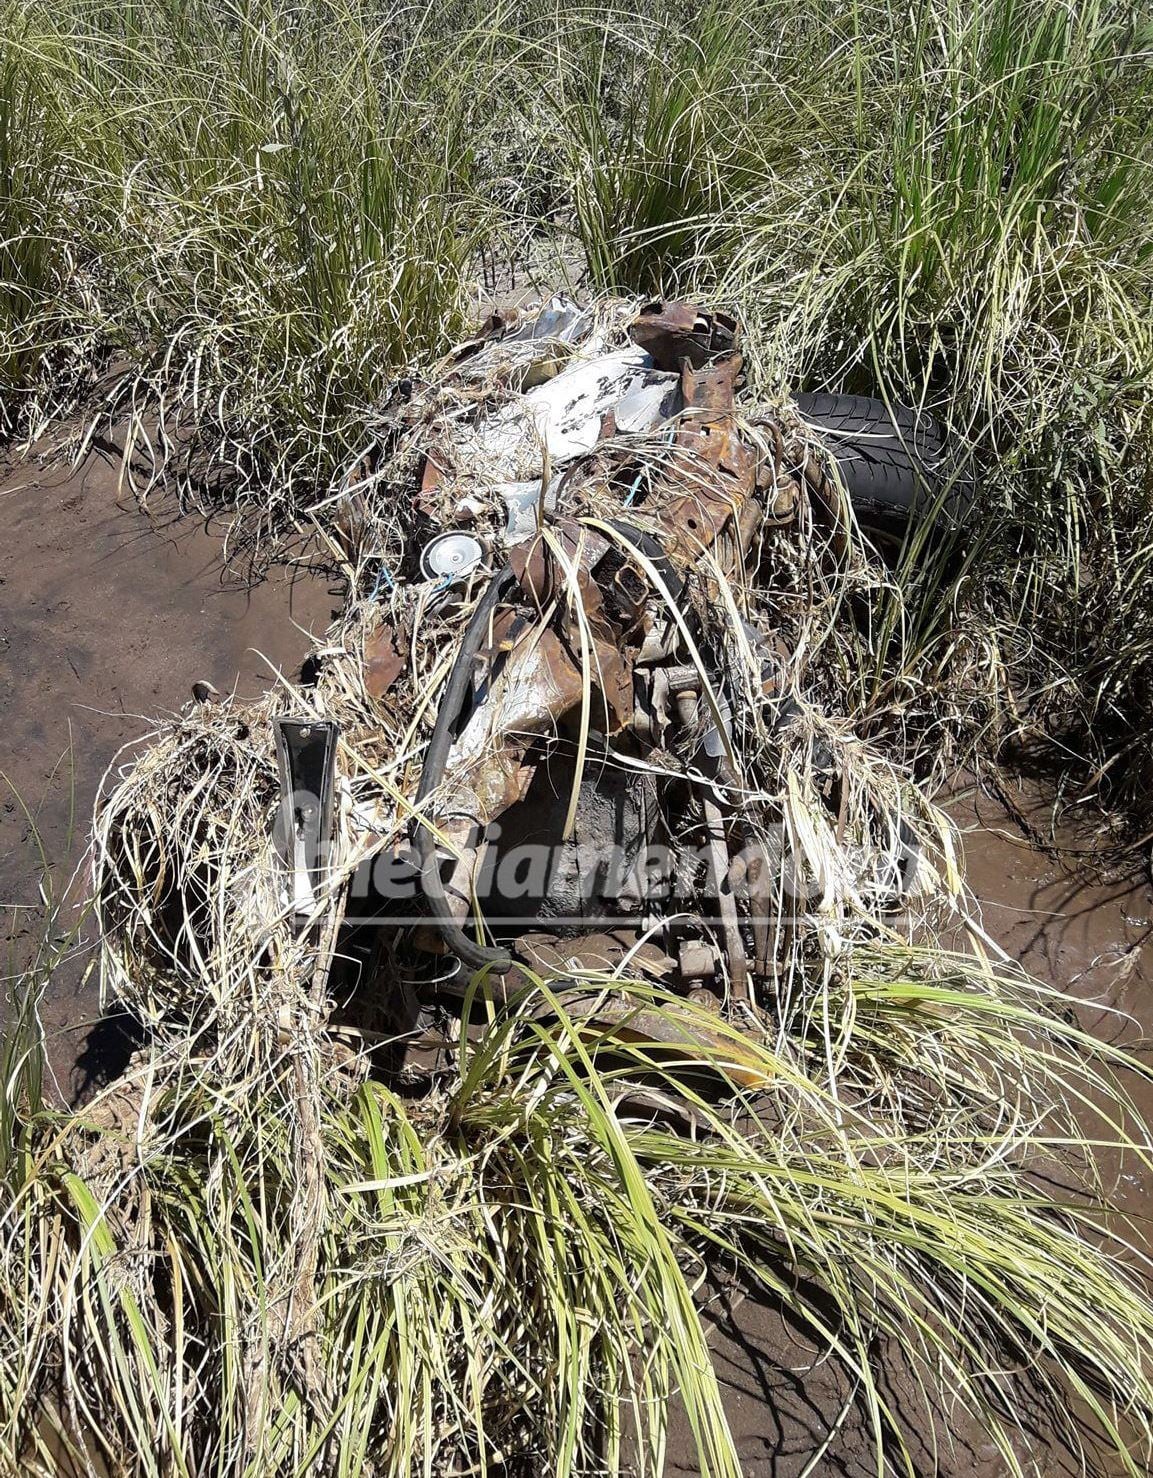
xmin=3 ymin=445 xmax=1151 ymax=1474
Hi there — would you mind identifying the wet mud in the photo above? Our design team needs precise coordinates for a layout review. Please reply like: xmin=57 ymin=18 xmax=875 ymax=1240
xmin=0 ymin=445 xmax=336 ymax=1091
xmin=682 ymin=779 xmax=1153 ymax=1477
xmin=954 ymin=779 xmax=1153 ymax=1221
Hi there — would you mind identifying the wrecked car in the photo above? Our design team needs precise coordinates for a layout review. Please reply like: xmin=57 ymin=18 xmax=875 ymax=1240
xmin=98 ymin=296 xmax=963 ymax=1062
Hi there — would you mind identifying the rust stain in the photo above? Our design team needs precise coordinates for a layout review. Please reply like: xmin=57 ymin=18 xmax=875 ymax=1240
xmin=364 ymin=620 xmax=408 ymax=699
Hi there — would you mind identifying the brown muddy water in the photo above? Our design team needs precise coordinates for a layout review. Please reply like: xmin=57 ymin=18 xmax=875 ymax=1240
xmin=0 ymin=443 xmax=337 ymax=1090
xmin=3 ymin=445 xmax=1152 ymax=1474
xmin=955 ymin=781 xmax=1153 ymax=1222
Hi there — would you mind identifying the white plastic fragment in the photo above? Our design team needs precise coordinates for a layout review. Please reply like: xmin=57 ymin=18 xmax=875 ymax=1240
xmin=495 ymin=475 xmax=563 ymax=543
xmin=498 ymin=295 xmax=590 ymax=345
xmin=466 ymin=348 xmax=681 ymax=483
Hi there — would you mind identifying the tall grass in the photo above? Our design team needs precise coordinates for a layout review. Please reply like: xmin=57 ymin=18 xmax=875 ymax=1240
xmin=736 ymin=0 xmax=1153 ymax=764
xmin=2 ymin=0 xmax=508 ymax=516
xmin=3 ymin=0 xmax=1151 ymax=789
xmin=0 ymin=3 xmax=70 ymax=434
xmin=806 ymin=3 xmax=1145 ymax=801
xmin=6 ymin=955 xmax=1153 ymax=1475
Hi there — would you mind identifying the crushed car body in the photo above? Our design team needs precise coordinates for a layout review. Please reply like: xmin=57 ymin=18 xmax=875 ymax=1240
xmin=96 ymin=295 xmax=960 ymax=1070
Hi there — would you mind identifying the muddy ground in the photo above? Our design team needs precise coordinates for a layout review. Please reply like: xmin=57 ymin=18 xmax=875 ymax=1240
xmin=0 ymin=444 xmax=338 ymax=1090
xmin=2 ymin=445 xmax=1151 ymax=1474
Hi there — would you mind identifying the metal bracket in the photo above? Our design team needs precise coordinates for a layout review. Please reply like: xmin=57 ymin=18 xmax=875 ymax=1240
xmin=273 ymin=718 xmax=339 ymax=932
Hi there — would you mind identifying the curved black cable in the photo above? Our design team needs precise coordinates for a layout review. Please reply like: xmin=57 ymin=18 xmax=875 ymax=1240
xmin=606 ymin=519 xmax=685 ymax=603
xmin=415 ymin=567 xmax=517 ymax=977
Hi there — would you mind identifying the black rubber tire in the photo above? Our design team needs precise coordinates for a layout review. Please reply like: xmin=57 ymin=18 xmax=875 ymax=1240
xmin=792 ymin=392 xmax=970 ymax=532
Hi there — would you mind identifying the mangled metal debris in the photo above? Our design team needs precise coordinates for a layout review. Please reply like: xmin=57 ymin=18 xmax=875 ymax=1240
xmin=327 ymin=298 xmax=943 ymax=1019
xmin=96 ymin=293 xmax=958 ymax=1070
xmin=273 ymin=718 xmax=339 ymax=931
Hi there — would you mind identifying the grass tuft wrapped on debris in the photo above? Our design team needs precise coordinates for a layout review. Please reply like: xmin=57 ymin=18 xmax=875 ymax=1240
xmin=5 ymin=949 xmax=1153 ymax=1476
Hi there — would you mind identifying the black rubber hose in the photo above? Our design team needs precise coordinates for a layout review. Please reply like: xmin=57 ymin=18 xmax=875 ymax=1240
xmin=415 ymin=567 xmax=517 ymax=976
xmin=607 ymin=519 xmax=685 ymax=603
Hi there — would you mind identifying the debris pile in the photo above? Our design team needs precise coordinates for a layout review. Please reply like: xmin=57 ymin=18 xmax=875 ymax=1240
xmin=95 ymin=295 xmax=956 ymax=1053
